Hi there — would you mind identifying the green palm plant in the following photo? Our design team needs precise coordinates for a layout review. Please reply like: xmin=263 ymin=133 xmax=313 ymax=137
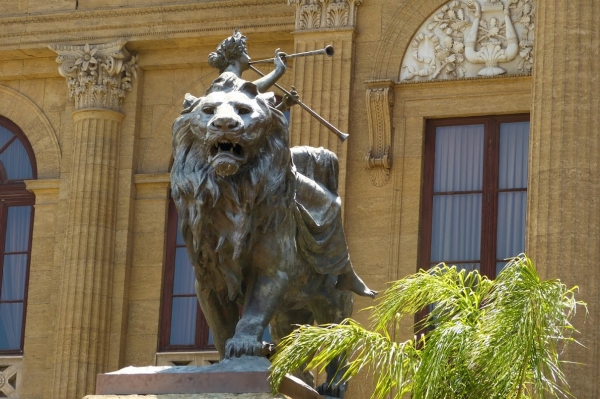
xmin=270 ymin=254 xmax=585 ymax=399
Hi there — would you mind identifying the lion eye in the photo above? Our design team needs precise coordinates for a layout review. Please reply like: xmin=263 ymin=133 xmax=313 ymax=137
xmin=202 ymin=107 xmax=215 ymax=115
xmin=237 ymin=107 xmax=251 ymax=115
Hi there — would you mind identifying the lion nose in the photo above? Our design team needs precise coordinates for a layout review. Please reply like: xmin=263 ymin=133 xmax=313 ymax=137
xmin=210 ymin=116 xmax=240 ymax=131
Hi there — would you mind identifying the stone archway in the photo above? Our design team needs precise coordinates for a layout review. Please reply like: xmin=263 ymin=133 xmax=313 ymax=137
xmin=371 ymin=0 xmax=534 ymax=82
xmin=371 ymin=0 xmax=450 ymax=80
xmin=0 ymin=85 xmax=61 ymax=178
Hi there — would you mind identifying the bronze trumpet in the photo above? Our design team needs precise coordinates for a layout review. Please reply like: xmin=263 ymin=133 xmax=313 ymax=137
xmin=248 ymin=45 xmax=334 ymax=65
xmin=249 ymin=64 xmax=349 ymax=142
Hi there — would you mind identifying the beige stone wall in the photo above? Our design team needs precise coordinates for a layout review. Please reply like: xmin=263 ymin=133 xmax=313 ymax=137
xmin=0 ymin=0 xmax=596 ymax=398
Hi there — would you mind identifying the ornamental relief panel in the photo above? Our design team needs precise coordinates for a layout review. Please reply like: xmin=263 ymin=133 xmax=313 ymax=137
xmin=0 ymin=357 xmax=21 ymax=398
xmin=400 ymin=0 xmax=534 ymax=81
xmin=288 ymin=0 xmax=362 ymax=30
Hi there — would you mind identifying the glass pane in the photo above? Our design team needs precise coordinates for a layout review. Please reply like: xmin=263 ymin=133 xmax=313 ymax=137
xmin=0 ymin=139 xmax=32 ymax=180
xmin=454 ymin=263 xmax=480 ymax=273
xmin=496 ymin=192 xmax=527 ymax=259
xmin=176 ymin=225 xmax=185 ymax=245
xmin=173 ymin=248 xmax=195 ymax=295
xmin=431 ymin=194 xmax=482 ymax=262
xmin=496 ymin=261 xmax=510 ymax=276
xmin=207 ymin=328 xmax=214 ymax=346
xmin=434 ymin=125 xmax=484 ymax=192
xmin=0 ymin=302 xmax=23 ymax=350
xmin=169 ymin=297 xmax=198 ymax=345
xmin=262 ymin=327 xmax=272 ymax=343
xmin=499 ymin=121 xmax=530 ymax=189
xmin=1 ymin=254 xmax=27 ymax=301
xmin=0 ymin=126 xmax=14 ymax=150
xmin=5 ymin=206 xmax=32 ymax=253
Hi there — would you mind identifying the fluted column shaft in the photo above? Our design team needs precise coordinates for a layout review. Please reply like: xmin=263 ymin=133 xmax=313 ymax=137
xmin=51 ymin=109 xmax=123 ymax=398
xmin=290 ymin=29 xmax=355 ymax=201
xmin=527 ymin=1 xmax=599 ymax=397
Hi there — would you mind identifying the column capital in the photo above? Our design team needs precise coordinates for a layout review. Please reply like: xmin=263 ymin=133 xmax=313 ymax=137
xmin=288 ymin=0 xmax=362 ymax=30
xmin=49 ymin=39 xmax=138 ymax=112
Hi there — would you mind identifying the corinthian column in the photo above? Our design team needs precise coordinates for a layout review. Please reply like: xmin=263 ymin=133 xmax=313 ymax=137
xmin=527 ymin=2 xmax=600 ymax=397
xmin=48 ymin=40 xmax=137 ymax=398
xmin=287 ymin=0 xmax=362 ymax=200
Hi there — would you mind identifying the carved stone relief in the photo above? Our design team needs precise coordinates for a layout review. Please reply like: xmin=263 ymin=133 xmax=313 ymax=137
xmin=288 ymin=0 xmax=362 ymax=30
xmin=365 ymin=81 xmax=394 ymax=187
xmin=0 ymin=356 xmax=22 ymax=398
xmin=400 ymin=0 xmax=534 ymax=81
xmin=49 ymin=39 xmax=138 ymax=112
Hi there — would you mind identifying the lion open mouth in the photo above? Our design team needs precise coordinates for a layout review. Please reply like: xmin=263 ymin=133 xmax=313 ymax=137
xmin=210 ymin=140 xmax=244 ymax=159
xmin=209 ymin=139 xmax=246 ymax=177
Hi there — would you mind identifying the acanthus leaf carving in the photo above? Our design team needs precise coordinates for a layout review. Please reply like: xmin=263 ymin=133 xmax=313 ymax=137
xmin=326 ymin=0 xmax=349 ymax=27
xmin=289 ymin=0 xmax=362 ymax=30
xmin=365 ymin=82 xmax=394 ymax=187
xmin=400 ymin=0 xmax=535 ymax=81
xmin=49 ymin=39 xmax=138 ymax=112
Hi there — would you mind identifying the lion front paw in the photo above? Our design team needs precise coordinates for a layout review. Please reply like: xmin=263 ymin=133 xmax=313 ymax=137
xmin=225 ymin=337 xmax=263 ymax=359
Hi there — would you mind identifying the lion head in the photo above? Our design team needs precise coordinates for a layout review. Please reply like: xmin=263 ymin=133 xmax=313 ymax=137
xmin=171 ymin=73 xmax=295 ymax=300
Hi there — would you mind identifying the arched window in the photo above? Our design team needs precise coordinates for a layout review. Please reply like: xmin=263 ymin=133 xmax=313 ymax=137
xmin=0 ymin=116 xmax=36 ymax=354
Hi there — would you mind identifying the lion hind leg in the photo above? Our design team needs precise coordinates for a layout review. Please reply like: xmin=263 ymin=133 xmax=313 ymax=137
xmin=309 ymin=290 xmax=353 ymax=399
xmin=195 ymin=281 xmax=238 ymax=360
xmin=270 ymin=308 xmax=315 ymax=387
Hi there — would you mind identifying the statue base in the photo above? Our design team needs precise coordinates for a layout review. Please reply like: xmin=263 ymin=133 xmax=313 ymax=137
xmin=85 ymin=394 xmax=287 ymax=399
xmin=87 ymin=356 xmax=322 ymax=399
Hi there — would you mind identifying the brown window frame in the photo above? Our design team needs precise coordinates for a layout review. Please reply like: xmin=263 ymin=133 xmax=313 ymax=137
xmin=159 ymin=198 xmax=214 ymax=352
xmin=0 ymin=116 xmax=37 ymax=355
xmin=419 ymin=114 xmax=530 ymax=279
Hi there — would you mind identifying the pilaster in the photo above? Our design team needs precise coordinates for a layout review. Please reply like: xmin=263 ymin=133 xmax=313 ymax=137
xmin=287 ymin=0 xmax=361 ymax=201
xmin=526 ymin=1 xmax=599 ymax=397
xmin=48 ymin=40 xmax=137 ymax=398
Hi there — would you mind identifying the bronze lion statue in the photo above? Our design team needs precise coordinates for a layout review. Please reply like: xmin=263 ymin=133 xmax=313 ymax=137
xmin=170 ymin=73 xmax=373 ymax=397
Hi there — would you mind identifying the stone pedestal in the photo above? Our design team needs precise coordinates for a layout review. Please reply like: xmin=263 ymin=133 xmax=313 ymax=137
xmin=88 ymin=357 xmax=322 ymax=399
xmin=85 ymin=394 xmax=287 ymax=399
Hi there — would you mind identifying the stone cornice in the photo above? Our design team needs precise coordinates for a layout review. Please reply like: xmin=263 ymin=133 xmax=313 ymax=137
xmin=0 ymin=0 xmax=285 ymax=25
xmin=0 ymin=0 xmax=294 ymax=53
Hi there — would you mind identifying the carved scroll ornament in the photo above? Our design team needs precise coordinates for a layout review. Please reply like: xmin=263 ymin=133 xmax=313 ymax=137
xmin=401 ymin=0 xmax=534 ymax=81
xmin=49 ymin=39 xmax=138 ymax=112
xmin=288 ymin=0 xmax=362 ymax=30
xmin=365 ymin=82 xmax=394 ymax=187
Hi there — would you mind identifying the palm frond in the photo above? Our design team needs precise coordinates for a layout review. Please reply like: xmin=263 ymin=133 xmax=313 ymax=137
xmin=269 ymin=319 xmax=419 ymax=399
xmin=370 ymin=264 xmax=493 ymax=334
xmin=269 ymin=254 xmax=585 ymax=399
xmin=469 ymin=254 xmax=586 ymax=398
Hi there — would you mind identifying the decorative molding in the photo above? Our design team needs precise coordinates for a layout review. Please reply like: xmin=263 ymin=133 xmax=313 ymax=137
xmin=49 ymin=39 xmax=137 ymax=112
xmin=400 ymin=0 xmax=534 ymax=81
xmin=25 ymin=178 xmax=61 ymax=205
xmin=365 ymin=80 xmax=394 ymax=187
xmin=288 ymin=0 xmax=362 ymax=30
xmin=0 ymin=356 xmax=22 ymax=398
xmin=133 ymin=173 xmax=171 ymax=200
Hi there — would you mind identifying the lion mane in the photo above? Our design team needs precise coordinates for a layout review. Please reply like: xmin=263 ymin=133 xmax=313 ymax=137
xmin=170 ymin=76 xmax=295 ymax=302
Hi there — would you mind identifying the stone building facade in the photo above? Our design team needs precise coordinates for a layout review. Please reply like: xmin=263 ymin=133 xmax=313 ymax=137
xmin=0 ymin=0 xmax=597 ymax=398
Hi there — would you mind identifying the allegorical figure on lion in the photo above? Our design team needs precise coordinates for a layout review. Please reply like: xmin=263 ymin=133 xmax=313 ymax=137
xmin=170 ymin=30 xmax=375 ymax=398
